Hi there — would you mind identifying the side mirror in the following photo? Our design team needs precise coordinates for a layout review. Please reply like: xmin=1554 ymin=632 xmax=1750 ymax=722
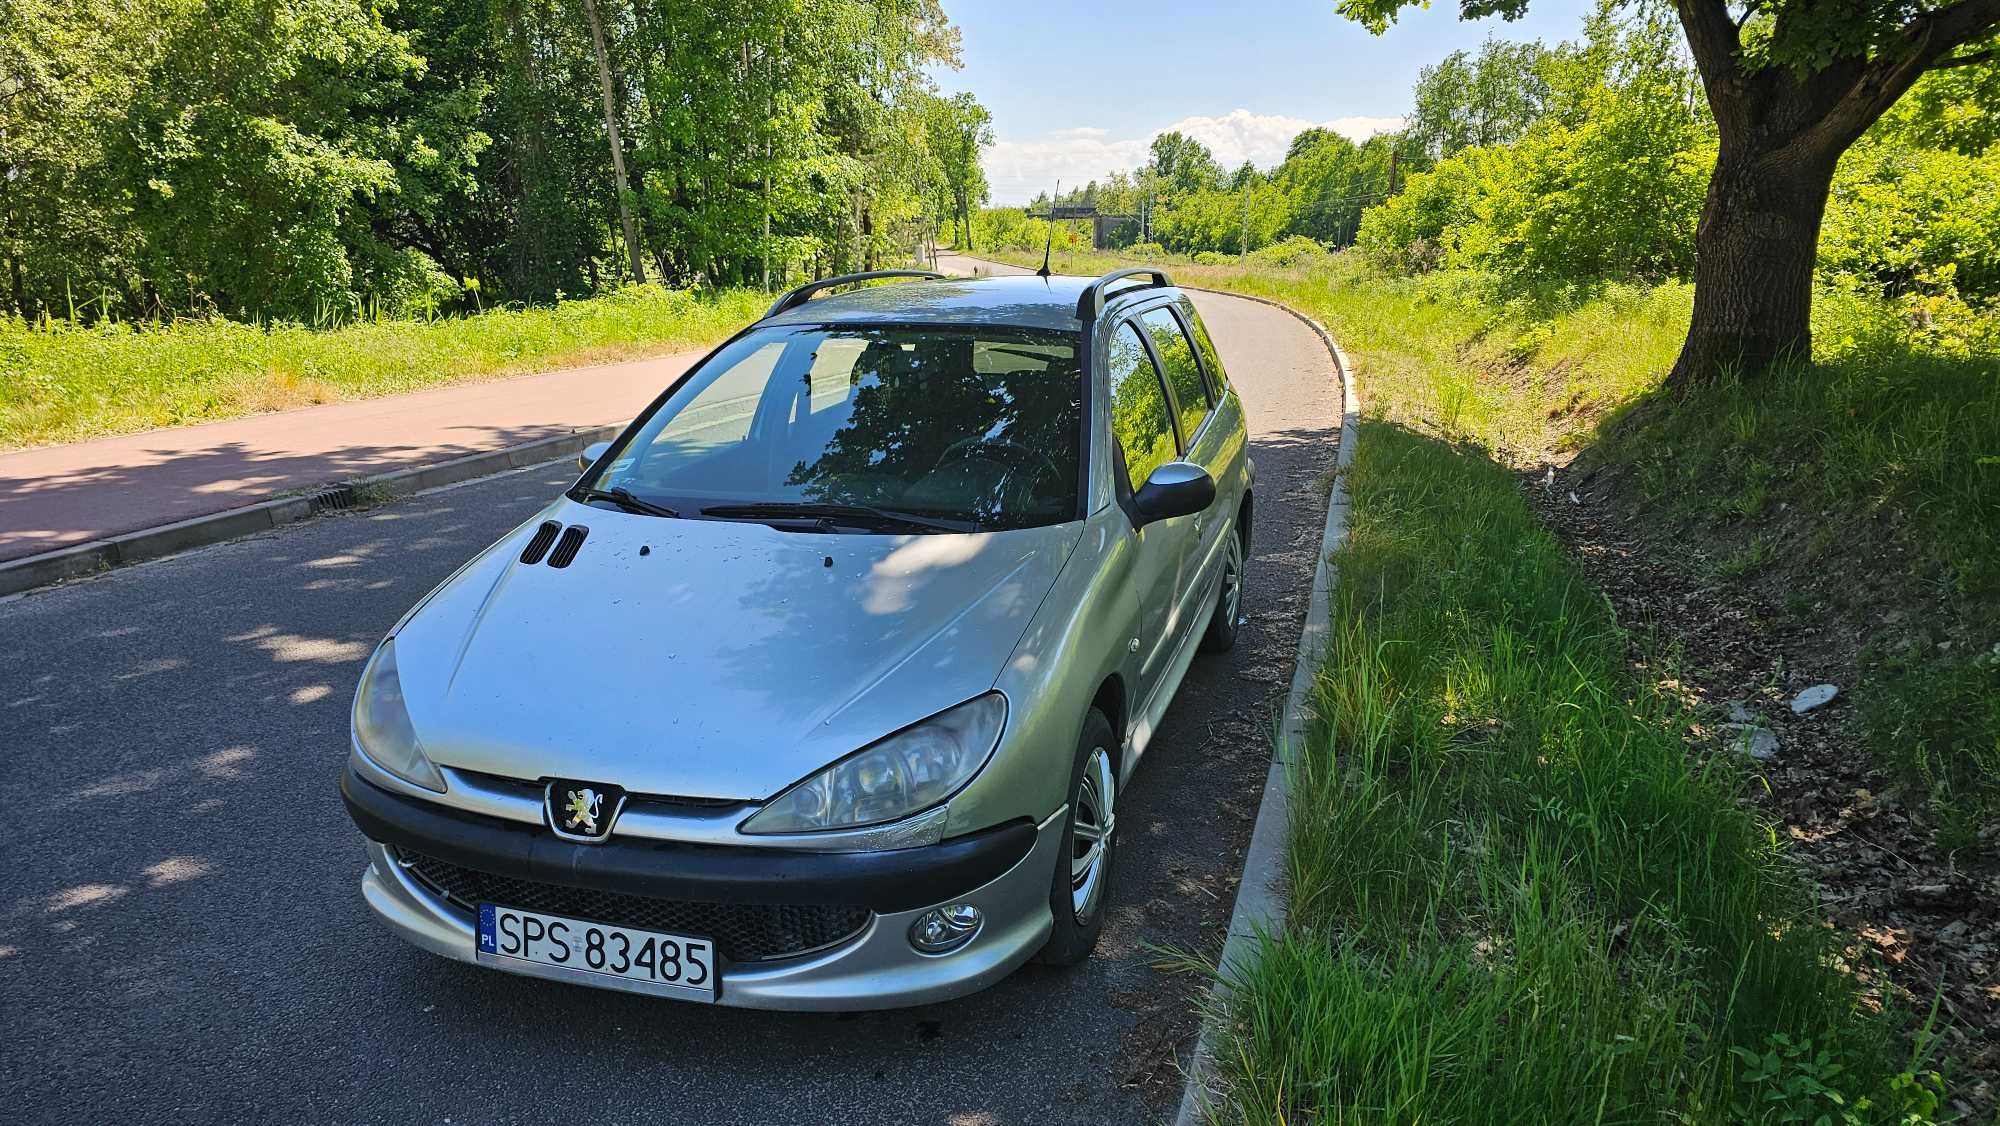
xmin=1133 ymin=461 xmax=1215 ymax=525
xmin=577 ymin=441 xmax=611 ymax=472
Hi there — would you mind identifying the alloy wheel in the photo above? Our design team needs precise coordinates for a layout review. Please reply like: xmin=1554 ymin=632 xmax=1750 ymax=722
xmin=1069 ymin=746 xmax=1115 ymax=920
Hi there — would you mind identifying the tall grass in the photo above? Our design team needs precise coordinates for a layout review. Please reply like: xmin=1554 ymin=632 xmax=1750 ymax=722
xmin=0 ymin=284 xmax=767 ymax=449
xmin=1218 ymin=426 xmax=1938 ymax=1122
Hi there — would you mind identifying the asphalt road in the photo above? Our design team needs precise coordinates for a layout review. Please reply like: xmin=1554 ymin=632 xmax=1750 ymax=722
xmin=0 ymin=282 xmax=1341 ymax=1125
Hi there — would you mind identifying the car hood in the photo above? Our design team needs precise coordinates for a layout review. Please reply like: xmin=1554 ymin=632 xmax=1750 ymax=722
xmin=392 ymin=498 xmax=1081 ymax=800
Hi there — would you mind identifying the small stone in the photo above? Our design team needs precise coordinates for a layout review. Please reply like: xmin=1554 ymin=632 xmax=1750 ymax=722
xmin=1727 ymin=701 xmax=1755 ymax=724
xmin=1720 ymin=723 xmax=1779 ymax=761
xmin=1791 ymin=683 xmax=1838 ymax=713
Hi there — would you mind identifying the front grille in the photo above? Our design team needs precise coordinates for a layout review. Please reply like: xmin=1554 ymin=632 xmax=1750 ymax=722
xmin=399 ymin=850 xmax=872 ymax=962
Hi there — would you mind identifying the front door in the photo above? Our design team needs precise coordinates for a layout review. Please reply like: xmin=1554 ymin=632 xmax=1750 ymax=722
xmin=1104 ymin=320 xmax=1197 ymax=706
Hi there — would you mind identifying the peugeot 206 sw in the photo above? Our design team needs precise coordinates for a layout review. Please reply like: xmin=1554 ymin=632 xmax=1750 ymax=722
xmin=340 ymin=266 xmax=1253 ymax=1009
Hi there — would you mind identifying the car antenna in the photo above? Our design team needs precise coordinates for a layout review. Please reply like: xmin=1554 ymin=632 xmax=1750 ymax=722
xmin=1037 ymin=180 xmax=1059 ymax=278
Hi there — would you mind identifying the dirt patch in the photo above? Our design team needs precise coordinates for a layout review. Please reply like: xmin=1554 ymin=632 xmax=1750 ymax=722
xmin=1530 ymin=459 xmax=1999 ymax=1119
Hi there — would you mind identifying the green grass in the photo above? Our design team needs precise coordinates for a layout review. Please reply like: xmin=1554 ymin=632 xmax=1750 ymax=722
xmin=1219 ymin=425 xmax=1939 ymax=1122
xmin=0 ymin=284 xmax=767 ymax=449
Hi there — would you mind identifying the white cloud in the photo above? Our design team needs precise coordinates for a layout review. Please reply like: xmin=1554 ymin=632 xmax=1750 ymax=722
xmin=984 ymin=110 xmax=1406 ymax=205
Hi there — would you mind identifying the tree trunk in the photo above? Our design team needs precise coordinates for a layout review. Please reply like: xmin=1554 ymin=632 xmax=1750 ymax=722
xmin=579 ymin=0 xmax=646 ymax=286
xmin=1666 ymin=140 xmax=1839 ymax=391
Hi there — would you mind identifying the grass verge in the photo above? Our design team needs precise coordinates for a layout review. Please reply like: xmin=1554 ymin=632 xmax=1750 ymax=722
xmin=1221 ymin=423 xmax=1939 ymax=1121
xmin=0 ymin=284 xmax=767 ymax=450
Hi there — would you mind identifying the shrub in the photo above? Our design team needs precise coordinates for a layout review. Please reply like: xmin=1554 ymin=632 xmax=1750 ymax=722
xmin=1821 ymin=140 xmax=2000 ymax=301
xmin=1248 ymin=234 xmax=1331 ymax=269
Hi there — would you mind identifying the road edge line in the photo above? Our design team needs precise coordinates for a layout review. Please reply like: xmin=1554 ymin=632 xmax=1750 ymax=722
xmin=0 ymin=426 xmax=619 ymax=598
xmin=1171 ymin=286 xmax=1360 ymax=1126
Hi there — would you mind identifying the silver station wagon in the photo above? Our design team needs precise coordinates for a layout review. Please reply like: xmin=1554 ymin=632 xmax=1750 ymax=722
xmin=340 ymin=267 xmax=1253 ymax=1009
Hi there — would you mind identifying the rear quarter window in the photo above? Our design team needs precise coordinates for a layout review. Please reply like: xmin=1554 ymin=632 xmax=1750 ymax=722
xmin=1180 ymin=302 xmax=1230 ymax=397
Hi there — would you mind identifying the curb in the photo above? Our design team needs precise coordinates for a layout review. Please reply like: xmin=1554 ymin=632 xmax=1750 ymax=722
xmin=0 ymin=425 xmax=619 ymax=598
xmin=1171 ymin=287 xmax=1361 ymax=1126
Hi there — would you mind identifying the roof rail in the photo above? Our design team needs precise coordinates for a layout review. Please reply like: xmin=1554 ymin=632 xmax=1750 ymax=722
xmin=1075 ymin=268 xmax=1173 ymax=321
xmin=763 ymin=270 xmax=945 ymax=320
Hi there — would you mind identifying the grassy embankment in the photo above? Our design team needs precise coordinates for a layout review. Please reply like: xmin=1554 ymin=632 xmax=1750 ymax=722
xmin=990 ymin=247 xmax=1990 ymax=1120
xmin=0 ymin=285 xmax=768 ymax=450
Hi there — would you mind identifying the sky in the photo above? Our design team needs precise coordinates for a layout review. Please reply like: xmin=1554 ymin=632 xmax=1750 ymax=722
xmin=932 ymin=0 xmax=1598 ymax=204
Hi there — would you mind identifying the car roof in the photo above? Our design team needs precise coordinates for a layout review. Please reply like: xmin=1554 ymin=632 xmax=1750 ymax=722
xmin=757 ymin=274 xmax=1169 ymax=333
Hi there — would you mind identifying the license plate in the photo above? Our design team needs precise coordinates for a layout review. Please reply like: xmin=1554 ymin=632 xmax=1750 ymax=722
xmin=477 ymin=904 xmax=717 ymax=1002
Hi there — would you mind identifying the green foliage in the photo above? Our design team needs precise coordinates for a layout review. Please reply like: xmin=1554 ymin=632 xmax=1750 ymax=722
xmin=1820 ymin=137 xmax=2000 ymax=304
xmin=1147 ymin=130 xmax=1224 ymax=196
xmin=1219 ymin=421 xmax=1919 ymax=1121
xmin=1359 ymin=10 xmax=1710 ymax=290
xmin=1246 ymin=234 xmax=1330 ymax=269
xmin=0 ymin=0 xmax=987 ymax=321
xmin=968 ymin=208 xmax=1094 ymax=256
xmin=1729 ymin=1033 xmax=1945 ymax=1125
xmin=1404 ymin=36 xmax=1562 ymax=161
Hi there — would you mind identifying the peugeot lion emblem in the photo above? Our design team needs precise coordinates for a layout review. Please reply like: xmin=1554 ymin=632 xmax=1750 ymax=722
xmin=563 ymin=787 xmax=603 ymax=834
xmin=545 ymin=779 xmax=624 ymax=842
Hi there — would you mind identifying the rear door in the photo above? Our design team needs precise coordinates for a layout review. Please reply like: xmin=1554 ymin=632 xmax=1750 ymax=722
xmin=1103 ymin=319 xmax=1192 ymax=704
xmin=1134 ymin=304 xmax=1228 ymax=649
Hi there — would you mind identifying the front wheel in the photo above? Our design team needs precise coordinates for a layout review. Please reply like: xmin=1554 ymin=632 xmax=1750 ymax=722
xmin=1199 ymin=523 xmax=1246 ymax=654
xmin=1037 ymin=709 xmax=1118 ymax=966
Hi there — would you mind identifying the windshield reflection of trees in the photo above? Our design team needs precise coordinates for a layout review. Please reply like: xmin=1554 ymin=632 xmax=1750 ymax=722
xmin=785 ymin=330 xmax=1081 ymax=528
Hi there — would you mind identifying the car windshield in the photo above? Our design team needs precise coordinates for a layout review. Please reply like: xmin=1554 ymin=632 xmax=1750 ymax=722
xmin=583 ymin=324 xmax=1083 ymax=531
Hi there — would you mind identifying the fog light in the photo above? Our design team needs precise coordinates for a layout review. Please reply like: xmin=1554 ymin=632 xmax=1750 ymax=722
xmin=908 ymin=904 xmax=982 ymax=954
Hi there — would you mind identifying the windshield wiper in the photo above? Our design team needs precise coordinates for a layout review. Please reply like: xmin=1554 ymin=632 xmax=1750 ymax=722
xmin=700 ymin=501 xmax=977 ymax=534
xmin=576 ymin=486 xmax=680 ymax=519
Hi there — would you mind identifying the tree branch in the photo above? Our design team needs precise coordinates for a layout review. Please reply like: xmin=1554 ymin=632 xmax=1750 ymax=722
xmin=1672 ymin=0 xmax=1746 ymax=87
xmin=1934 ymin=47 xmax=1999 ymax=67
xmin=1793 ymin=0 xmax=2000 ymax=157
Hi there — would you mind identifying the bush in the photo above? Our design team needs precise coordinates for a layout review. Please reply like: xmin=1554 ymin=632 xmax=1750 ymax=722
xmin=1192 ymin=250 xmax=1229 ymax=265
xmin=1821 ymin=140 xmax=2000 ymax=301
xmin=1248 ymin=234 xmax=1331 ymax=269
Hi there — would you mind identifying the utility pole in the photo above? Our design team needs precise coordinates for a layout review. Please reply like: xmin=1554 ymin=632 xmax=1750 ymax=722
xmin=580 ymin=0 xmax=645 ymax=285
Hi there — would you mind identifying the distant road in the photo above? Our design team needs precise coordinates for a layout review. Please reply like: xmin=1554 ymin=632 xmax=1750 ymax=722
xmin=0 ymin=271 xmax=1342 ymax=1125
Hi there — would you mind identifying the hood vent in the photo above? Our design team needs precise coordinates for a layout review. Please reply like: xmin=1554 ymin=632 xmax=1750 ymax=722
xmin=547 ymin=524 xmax=590 ymax=568
xmin=518 ymin=521 xmax=561 ymax=565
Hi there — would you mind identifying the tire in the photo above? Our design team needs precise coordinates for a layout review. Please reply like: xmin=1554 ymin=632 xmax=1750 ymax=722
xmin=1198 ymin=520 xmax=1247 ymax=654
xmin=1037 ymin=708 xmax=1119 ymax=966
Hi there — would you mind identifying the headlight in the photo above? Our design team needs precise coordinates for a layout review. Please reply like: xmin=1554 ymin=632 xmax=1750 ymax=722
xmin=741 ymin=693 xmax=1006 ymax=834
xmin=352 ymin=638 xmax=445 ymax=792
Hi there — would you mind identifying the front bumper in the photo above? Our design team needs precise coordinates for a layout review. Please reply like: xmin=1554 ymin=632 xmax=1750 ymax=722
xmin=344 ymin=770 xmax=1062 ymax=1010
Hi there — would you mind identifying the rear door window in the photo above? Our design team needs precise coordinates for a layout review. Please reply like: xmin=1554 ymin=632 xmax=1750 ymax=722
xmin=1179 ymin=304 xmax=1229 ymax=398
xmin=1137 ymin=307 xmax=1212 ymax=442
xmin=1105 ymin=322 xmax=1177 ymax=493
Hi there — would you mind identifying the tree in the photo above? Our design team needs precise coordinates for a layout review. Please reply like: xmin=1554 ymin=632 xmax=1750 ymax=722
xmin=577 ymin=0 xmax=644 ymax=284
xmin=1147 ymin=131 xmax=1224 ymax=197
xmin=1405 ymin=37 xmax=1559 ymax=162
xmin=922 ymin=91 xmax=992 ymax=249
xmin=1336 ymin=0 xmax=2000 ymax=387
